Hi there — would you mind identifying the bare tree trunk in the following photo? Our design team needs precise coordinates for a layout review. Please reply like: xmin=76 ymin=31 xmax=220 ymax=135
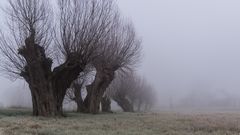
xmin=22 ymin=65 xmax=59 ymax=116
xmin=19 ymin=33 xmax=83 ymax=117
xmin=84 ymin=89 xmax=100 ymax=114
xmin=31 ymin=92 xmax=38 ymax=116
xmin=24 ymin=63 xmax=83 ymax=116
xmin=83 ymin=68 xmax=114 ymax=114
xmin=29 ymin=85 xmax=58 ymax=116
xmin=74 ymin=86 xmax=85 ymax=112
xmin=76 ymin=101 xmax=86 ymax=112
xmin=51 ymin=59 xmax=84 ymax=115
xmin=101 ymin=96 xmax=112 ymax=113
xmin=114 ymin=96 xmax=134 ymax=112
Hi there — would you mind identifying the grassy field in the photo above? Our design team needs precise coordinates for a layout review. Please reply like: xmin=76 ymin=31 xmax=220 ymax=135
xmin=0 ymin=109 xmax=240 ymax=135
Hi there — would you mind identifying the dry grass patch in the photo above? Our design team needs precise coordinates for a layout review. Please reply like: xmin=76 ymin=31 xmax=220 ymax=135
xmin=0 ymin=110 xmax=240 ymax=135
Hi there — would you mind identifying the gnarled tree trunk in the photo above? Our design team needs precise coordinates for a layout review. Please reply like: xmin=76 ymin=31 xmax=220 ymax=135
xmin=71 ymin=82 xmax=86 ymax=112
xmin=83 ymin=67 xmax=114 ymax=114
xmin=28 ymin=84 xmax=57 ymax=116
xmin=51 ymin=60 xmax=83 ymax=115
xmin=19 ymin=33 xmax=83 ymax=117
xmin=101 ymin=96 xmax=112 ymax=113
xmin=19 ymin=32 xmax=58 ymax=116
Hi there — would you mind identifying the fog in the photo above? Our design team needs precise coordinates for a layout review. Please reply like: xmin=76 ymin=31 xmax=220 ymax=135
xmin=117 ymin=0 xmax=240 ymax=109
xmin=1 ymin=0 xmax=240 ymax=110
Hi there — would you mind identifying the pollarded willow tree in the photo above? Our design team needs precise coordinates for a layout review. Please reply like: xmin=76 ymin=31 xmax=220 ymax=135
xmin=66 ymin=20 xmax=141 ymax=114
xmin=0 ymin=0 xmax=120 ymax=116
xmin=106 ymin=72 xmax=156 ymax=112
xmin=82 ymin=20 xmax=142 ymax=114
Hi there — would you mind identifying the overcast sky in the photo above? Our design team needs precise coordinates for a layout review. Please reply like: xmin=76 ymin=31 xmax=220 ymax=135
xmin=0 ymin=0 xmax=240 ymax=107
xmin=117 ymin=0 xmax=240 ymax=104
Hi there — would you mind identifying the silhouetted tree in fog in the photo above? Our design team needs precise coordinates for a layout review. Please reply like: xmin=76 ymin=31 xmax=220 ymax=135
xmin=66 ymin=21 xmax=141 ymax=114
xmin=0 ymin=0 xmax=120 ymax=116
xmin=106 ymin=72 xmax=155 ymax=112
xmin=82 ymin=21 xmax=141 ymax=114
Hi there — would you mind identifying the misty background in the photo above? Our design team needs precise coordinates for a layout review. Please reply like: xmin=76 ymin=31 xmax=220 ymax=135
xmin=1 ymin=0 xmax=240 ymax=109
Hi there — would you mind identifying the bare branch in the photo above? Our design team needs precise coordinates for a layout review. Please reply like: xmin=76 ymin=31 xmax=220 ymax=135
xmin=0 ymin=0 xmax=53 ymax=78
xmin=54 ymin=0 xmax=120 ymax=65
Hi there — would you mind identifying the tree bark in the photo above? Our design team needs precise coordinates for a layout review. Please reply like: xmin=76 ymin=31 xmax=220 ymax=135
xmin=22 ymin=64 xmax=59 ymax=116
xmin=19 ymin=32 xmax=84 ymax=117
xmin=29 ymin=83 xmax=58 ymax=116
xmin=83 ymin=67 xmax=114 ymax=114
xmin=101 ymin=96 xmax=112 ymax=113
xmin=71 ymin=82 xmax=86 ymax=112
xmin=51 ymin=60 xmax=83 ymax=115
xmin=22 ymin=58 xmax=83 ymax=116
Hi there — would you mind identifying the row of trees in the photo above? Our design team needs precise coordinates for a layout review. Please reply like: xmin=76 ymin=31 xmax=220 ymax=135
xmin=0 ymin=0 xmax=154 ymax=117
xmin=66 ymin=71 xmax=156 ymax=113
xmin=105 ymin=72 xmax=156 ymax=112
